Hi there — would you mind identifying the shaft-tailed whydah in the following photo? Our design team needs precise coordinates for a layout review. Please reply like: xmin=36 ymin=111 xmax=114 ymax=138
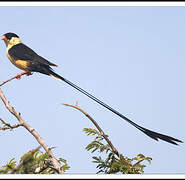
xmin=2 ymin=32 xmax=183 ymax=145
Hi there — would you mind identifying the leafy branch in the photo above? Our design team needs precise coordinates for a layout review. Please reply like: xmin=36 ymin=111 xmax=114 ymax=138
xmin=64 ymin=103 xmax=152 ymax=174
xmin=84 ymin=127 xmax=152 ymax=174
xmin=0 ymin=146 xmax=70 ymax=174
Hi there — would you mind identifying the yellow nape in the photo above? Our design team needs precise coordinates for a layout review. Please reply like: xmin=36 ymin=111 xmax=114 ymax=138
xmin=7 ymin=37 xmax=22 ymax=50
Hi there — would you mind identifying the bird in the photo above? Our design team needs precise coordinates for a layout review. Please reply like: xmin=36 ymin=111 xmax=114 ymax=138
xmin=1 ymin=32 xmax=183 ymax=145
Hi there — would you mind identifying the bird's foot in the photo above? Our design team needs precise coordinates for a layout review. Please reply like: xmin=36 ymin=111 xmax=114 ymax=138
xmin=26 ymin=72 xmax=33 ymax=76
xmin=15 ymin=72 xmax=33 ymax=80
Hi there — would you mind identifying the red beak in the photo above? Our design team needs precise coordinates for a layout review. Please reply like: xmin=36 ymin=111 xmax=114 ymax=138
xmin=1 ymin=35 xmax=6 ymax=40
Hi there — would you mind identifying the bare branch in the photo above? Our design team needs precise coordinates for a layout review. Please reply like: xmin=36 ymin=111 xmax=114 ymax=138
xmin=0 ymin=88 xmax=63 ymax=174
xmin=64 ymin=104 xmax=119 ymax=152
xmin=64 ymin=103 xmax=119 ymax=155
xmin=0 ymin=118 xmax=22 ymax=130
xmin=0 ymin=73 xmax=28 ymax=87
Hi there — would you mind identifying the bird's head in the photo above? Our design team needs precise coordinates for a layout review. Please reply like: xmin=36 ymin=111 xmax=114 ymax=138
xmin=1 ymin=32 xmax=21 ymax=47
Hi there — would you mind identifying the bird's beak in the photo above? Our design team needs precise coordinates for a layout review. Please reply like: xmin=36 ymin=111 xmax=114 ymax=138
xmin=1 ymin=35 xmax=6 ymax=40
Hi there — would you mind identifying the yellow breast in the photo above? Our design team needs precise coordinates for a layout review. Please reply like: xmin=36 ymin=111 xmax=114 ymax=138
xmin=7 ymin=52 xmax=29 ymax=71
xmin=6 ymin=37 xmax=29 ymax=71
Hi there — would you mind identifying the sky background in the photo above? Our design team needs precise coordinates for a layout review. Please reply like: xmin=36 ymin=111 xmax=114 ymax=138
xmin=0 ymin=4 xmax=184 ymax=174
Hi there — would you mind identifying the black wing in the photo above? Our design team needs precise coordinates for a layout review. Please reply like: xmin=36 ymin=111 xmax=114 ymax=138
xmin=8 ymin=43 xmax=57 ymax=67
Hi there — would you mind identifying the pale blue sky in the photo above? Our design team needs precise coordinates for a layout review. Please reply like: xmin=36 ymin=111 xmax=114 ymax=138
xmin=0 ymin=5 xmax=184 ymax=174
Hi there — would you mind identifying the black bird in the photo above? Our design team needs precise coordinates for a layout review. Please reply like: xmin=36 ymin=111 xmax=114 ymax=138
xmin=1 ymin=32 xmax=183 ymax=145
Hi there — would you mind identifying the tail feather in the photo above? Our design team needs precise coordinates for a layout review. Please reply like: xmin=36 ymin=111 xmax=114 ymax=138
xmin=140 ymin=127 xmax=183 ymax=145
xmin=49 ymin=71 xmax=64 ymax=81
xmin=49 ymin=70 xmax=183 ymax=145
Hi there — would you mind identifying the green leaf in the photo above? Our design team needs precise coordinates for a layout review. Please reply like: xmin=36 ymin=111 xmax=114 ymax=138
xmin=83 ymin=128 xmax=99 ymax=136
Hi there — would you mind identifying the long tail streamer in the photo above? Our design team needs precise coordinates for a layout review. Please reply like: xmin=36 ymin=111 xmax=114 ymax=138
xmin=50 ymin=71 xmax=183 ymax=145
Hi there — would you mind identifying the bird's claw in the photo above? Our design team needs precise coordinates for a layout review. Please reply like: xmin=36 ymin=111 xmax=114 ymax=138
xmin=26 ymin=72 xmax=33 ymax=76
xmin=15 ymin=75 xmax=21 ymax=80
xmin=15 ymin=72 xmax=32 ymax=80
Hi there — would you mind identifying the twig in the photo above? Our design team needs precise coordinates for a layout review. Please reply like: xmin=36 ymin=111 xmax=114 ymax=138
xmin=132 ymin=159 xmax=144 ymax=168
xmin=0 ymin=88 xmax=63 ymax=174
xmin=63 ymin=103 xmax=132 ymax=167
xmin=0 ymin=118 xmax=22 ymax=130
xmin=9 ymin=146 xmax=41 ymax=174
xmin=0 ymin=73 xmax=27 ymax=87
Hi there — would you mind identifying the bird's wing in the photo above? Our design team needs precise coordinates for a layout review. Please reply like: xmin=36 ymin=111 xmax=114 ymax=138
xmin=8 ymin=43 xmax=57 ymax=67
